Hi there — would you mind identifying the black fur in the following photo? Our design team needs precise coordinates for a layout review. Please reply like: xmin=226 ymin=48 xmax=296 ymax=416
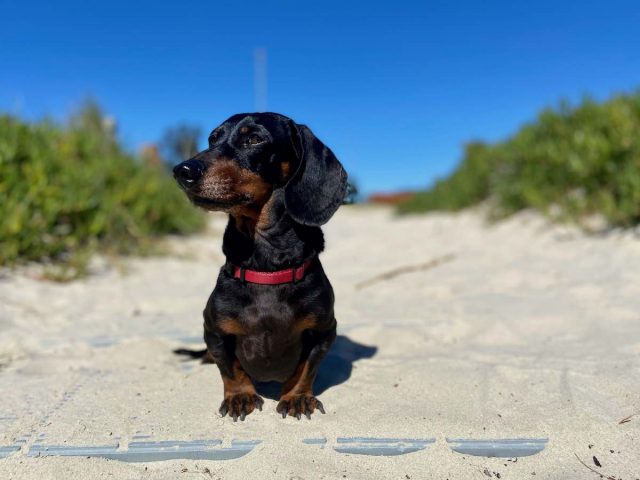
xmin=285 ymin=124 xmax=348 ymax=226
xmin=173 ymin=112 xmax=346 ymax=420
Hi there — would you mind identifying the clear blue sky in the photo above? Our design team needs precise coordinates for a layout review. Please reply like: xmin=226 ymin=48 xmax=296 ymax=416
xmin=2 ymin=1 xmax=640 ymax=195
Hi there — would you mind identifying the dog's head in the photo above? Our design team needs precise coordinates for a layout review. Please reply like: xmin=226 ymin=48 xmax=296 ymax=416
xmin=173 ymin=112 xmax=347 ymax=226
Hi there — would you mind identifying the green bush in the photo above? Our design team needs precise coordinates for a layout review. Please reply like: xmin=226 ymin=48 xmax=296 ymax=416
xmin=0 ymin=102 xmax=205 ymax=279
xmin=397 ymin=91 xmax=640 ymax=227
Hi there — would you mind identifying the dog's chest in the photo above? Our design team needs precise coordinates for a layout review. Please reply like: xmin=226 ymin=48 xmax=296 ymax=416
xmin=234 ymin=305 xmax=303 ymax=382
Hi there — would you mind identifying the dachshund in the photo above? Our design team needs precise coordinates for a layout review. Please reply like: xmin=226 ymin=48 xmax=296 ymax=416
xmin=173 ymin=112 xmax=347 ymax=421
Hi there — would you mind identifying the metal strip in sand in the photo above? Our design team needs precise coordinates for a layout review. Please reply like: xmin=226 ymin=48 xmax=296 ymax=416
xmin=446 ymin=438 xmax=548 ymax=457
xmin=26 ymin=439 xmax=261 ymax=462
xmin=333 ymin=437 xmax=436 ymax=456
xmin=0 ymin=446 xmax=21 ymax=459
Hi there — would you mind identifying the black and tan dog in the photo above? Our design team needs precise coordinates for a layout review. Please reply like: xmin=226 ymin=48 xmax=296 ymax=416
xmin=173 ymin=112 xmax=347 ymax=421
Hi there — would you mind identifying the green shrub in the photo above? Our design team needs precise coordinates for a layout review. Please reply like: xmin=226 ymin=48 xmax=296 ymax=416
xmin=396 ymin=141 xmax=495 ymax=213
xmin=0 ymin=102 xmax=205 ymax=279
xmin=397 ymin=91 xmax=640 ymax=227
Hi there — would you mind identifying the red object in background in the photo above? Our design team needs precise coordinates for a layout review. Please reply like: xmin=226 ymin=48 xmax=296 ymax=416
xmin=367 ymin=191 xmax=416 ymax=205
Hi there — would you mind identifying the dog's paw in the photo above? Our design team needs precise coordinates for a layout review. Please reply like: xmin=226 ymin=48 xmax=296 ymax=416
xmin=219 ymin=392 xmax=264 ymax=421
xmin=276 ymin=393 xmax=325 ymax=420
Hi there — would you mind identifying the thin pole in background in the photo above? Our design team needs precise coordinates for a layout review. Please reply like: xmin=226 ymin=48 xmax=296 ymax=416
xmin=254 ymin=47 xmax=268 ymax=112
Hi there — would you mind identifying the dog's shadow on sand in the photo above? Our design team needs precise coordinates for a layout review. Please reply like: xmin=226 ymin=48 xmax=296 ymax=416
xmin=256 ymin=335 xmax=377 ymax=399
xmin=174 ymin=335 xmax=377 ymax=400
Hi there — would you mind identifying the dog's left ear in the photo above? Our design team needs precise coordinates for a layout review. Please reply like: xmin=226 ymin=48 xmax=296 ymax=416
xmin=284 ymin=123 xmax=348 ymax=226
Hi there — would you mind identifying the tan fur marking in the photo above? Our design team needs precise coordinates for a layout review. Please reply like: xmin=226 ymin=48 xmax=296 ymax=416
xmin=198 ymin=159 xmax=273 ymax=223
xmin=221 ymin=360 xmax=256 ymax=396
xmin=280 ymin=161 xmax=291 ymax=182
xmin=236 ymin=167 xmax=272 ymax=206
xmin=293 ymin=315 xmax=317 ymax=334
xmin=197 ymin=157 xmax=277 ymax=237
xmin=218 ymin=318 xmax=247 ymax=336
xmin=197 ymin=159 xmax=240 ymax=203
xmin=281 ymin=359 xmax=313 ymax=396
xmin=255 ymin=194 xmax=276 ymax=232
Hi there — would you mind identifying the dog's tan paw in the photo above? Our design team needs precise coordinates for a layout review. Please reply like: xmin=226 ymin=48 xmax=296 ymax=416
xmin=219 ymin=392 xmax=264 ymax=421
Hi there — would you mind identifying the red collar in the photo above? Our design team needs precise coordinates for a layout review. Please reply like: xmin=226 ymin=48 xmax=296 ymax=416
xmin=230 ymin=258 xmax=314 ymax=285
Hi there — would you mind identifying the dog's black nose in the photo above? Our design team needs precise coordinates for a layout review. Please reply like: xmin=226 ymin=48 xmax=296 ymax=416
xmin=173 ymin=160 xmax=204 ymax=188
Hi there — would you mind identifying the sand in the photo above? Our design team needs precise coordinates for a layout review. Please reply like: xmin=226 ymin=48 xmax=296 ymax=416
xmin=0 ymin=205 xmax=639 ymax=479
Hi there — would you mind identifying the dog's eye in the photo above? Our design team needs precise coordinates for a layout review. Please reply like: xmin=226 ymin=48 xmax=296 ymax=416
xmin=246 ymin=134 xmax=264 ymax=147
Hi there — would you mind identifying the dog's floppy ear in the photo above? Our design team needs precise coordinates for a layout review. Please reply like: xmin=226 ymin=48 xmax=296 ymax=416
xmin=284 ymin=123 xmax=347 ymax=226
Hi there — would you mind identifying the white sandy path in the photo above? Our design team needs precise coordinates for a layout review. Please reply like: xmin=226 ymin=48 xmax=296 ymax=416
xmin=0 ymin=206 xmax=639 ymax=479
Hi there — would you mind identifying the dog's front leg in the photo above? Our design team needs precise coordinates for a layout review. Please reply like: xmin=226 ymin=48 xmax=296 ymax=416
xmin=277 ymin=320 xmax=337 ymax=419
xmin=205 ymin=330 xmax=263 ymax=421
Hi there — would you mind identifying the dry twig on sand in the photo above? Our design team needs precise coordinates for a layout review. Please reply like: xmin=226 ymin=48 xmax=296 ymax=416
xmin=574 ymin=453 xmax=617 ymax=480
xmin=354 ymin=253 xmax=456 ymax=290
xmin=618 ymin=412 xmax=638 ymax=424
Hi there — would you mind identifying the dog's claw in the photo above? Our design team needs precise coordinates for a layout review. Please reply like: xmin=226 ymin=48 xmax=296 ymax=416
xmin=277 ymin=394 xmax=325 ymax=419
xmin=219 ymin=392 xmax=263 ymax=421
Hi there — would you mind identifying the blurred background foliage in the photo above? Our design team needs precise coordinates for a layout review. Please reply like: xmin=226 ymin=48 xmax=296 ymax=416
xmin=0 ymin=100 xmax=205 ymax=280
xmin=3 ymin=90 xmax=640 ymax=281
xmin=397 ymin=91 xmax=640 ymax=228
xmin=160 ymin=123 xmax=202 ymax=167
